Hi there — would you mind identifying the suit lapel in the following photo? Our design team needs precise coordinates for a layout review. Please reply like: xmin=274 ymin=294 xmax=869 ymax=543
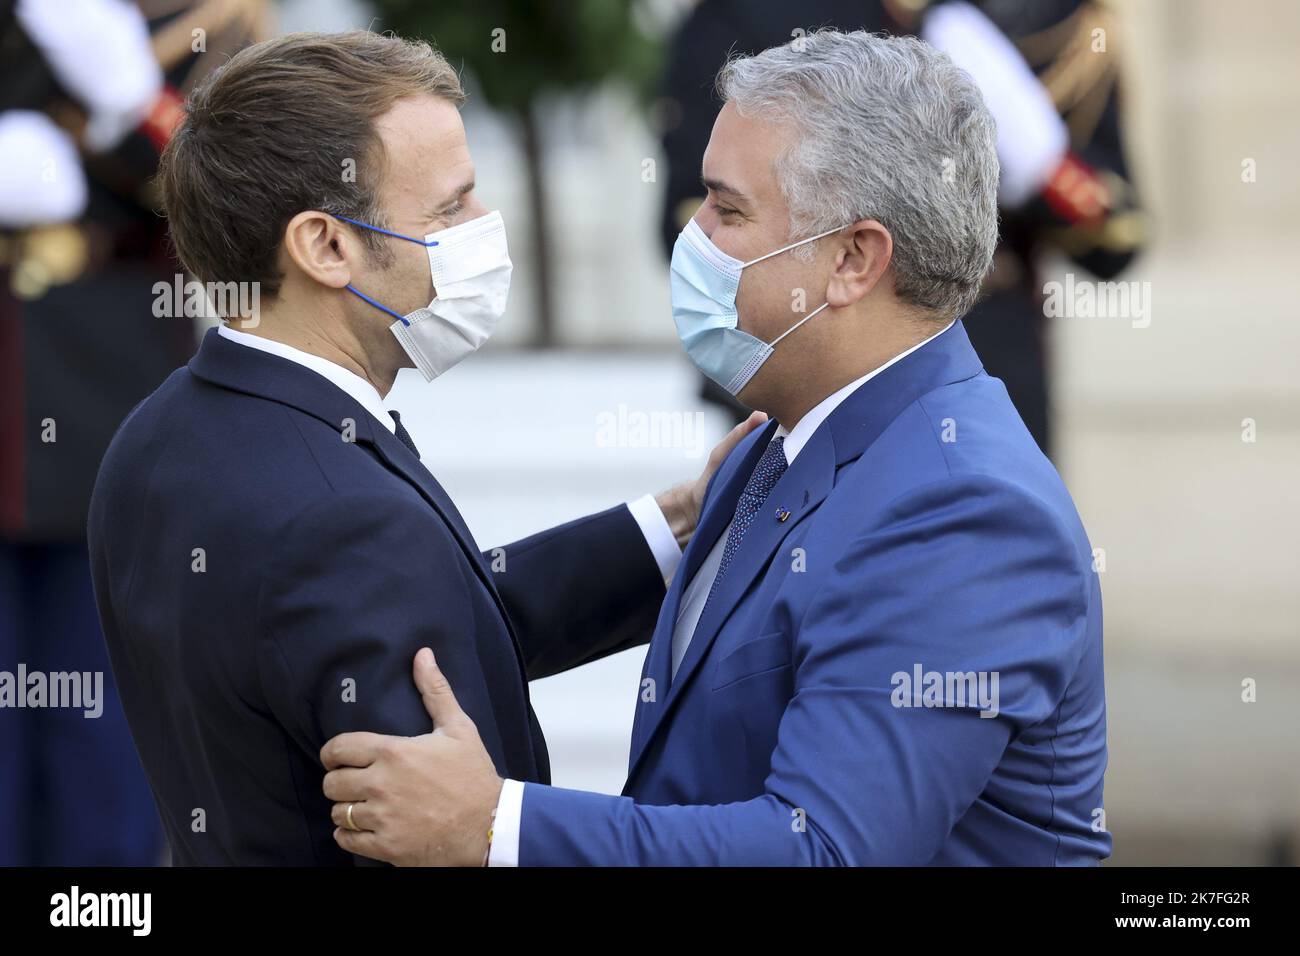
xmin=363 ymin=428 xmax=529 ymax=673
xmin=188 ymin=329 xmax=530 ymax=680
xmin=625 ymin=320 xmax=985 ymax=782
xmin=627 ymin=427 xmax=834 ymax=778
xmin=628 ymin=545 xmax=687 ymax=764
xmin=629 ymin=420 xmax=777 ymax=764
xmin=666 ymin=433 xmax=833 ymax=698
xmin=680 ymin=423 xmax=774 ymax=586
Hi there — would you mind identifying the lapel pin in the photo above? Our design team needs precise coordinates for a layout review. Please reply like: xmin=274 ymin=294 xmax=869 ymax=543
xmin=775 ymin=508 xmax=791 ymax=523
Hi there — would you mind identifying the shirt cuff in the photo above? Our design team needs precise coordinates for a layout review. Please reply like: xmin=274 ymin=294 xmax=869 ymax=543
xmin=626 ymin=493 xmax=683 ymax=582
xmin=487 ymin=778 xmax=525 ymax=867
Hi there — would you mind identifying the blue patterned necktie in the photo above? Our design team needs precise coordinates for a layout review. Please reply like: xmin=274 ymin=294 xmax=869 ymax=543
xmin=704 ymin=435 xmax=787 ymax=610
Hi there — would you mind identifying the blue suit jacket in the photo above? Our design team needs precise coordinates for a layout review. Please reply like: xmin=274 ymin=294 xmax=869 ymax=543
xmin=518 ymin=320 xmax=1111 ymax=865
xmin=87 ymin=329 xmax=665 ymax=865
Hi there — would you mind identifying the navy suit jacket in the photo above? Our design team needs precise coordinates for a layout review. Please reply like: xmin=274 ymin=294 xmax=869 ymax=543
xmin=87 ymin=329 xmax=665 ymax=865
xmin=516 ymin=320 xmax=1111 ymax=865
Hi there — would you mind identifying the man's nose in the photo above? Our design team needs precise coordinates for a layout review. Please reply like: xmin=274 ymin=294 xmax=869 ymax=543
xmin=692 ymin=206 xmax=718 ymax=237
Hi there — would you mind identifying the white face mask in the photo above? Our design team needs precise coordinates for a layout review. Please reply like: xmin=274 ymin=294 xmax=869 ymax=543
xmin=342 ymin=210 xmax=513 ymax=381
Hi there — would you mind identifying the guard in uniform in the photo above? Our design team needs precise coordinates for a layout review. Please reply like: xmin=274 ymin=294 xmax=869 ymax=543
xmin=656 ymin=0 xmax=1144 ymax=457
xmin=0 ymin=0 xmax=267 ymax=865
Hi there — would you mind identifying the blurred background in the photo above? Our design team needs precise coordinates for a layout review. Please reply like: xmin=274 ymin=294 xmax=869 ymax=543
xmin=1 ymin=0 xmax=1296 ymax=866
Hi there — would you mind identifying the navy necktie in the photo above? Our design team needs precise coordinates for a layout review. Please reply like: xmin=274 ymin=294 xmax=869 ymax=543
xmin=704 ymin=435 xmax=787 ymax=610
xmin=389 ymin=410 xmax=421 ymax=459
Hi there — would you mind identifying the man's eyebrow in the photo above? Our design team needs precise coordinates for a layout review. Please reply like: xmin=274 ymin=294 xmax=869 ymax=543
xmin=436 ymin=179 xmax=475 ymax=210
xmin=701 ymin=175 xmax=748 ymax=202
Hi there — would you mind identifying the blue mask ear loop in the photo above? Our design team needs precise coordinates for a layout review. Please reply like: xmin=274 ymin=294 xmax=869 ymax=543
xmin=739 ymin=223 xmax=847 ymax=346
xmin=345 ymin=284 xmax=414 ymax=326
xmin=332 ymin=215 xmax=440 ymax=328
xmin=333 ymin=215 xmax=441 ymax=247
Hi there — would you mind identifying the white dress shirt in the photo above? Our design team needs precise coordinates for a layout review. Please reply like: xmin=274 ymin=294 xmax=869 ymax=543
xmin=218 ymin=324 xmax=397 ymax=434
xmin=490 ymin=318 xmax=956 ymax=866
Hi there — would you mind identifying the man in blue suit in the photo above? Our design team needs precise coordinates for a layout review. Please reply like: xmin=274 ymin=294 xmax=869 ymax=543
xmin=322 ymin=29 xmax=1111 ymax=866
xmin=86 ymin=32 xmax=744 ymax=865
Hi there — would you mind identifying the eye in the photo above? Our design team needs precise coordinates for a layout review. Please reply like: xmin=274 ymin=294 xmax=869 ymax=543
xmin=714 ymin=203 xmax=739 ymax=219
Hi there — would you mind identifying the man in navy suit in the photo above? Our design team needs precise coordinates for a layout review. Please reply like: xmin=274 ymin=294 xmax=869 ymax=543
xmin=87 ymin=32 xmax=749 ymax=865
xmin=323 ymin=30 xmax=1111 ymax=865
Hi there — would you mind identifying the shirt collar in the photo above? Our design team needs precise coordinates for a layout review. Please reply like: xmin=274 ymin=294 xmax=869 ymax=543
xmin=775 ymin=318 xmax=956 ymax=463
xmin=216 ymin=324 xmax=396 ymax=434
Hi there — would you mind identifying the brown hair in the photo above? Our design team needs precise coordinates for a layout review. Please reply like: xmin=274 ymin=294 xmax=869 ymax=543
xmin=157 ymin=31 xmax=464 ymax=299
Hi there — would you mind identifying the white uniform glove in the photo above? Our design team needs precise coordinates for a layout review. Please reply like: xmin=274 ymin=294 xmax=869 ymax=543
xmin=0 ymin=110 xmax=89 ymax=225
xmin=922 ymin=0 xmax=1069 ymax=209
xmin=15 ymin=0 xmax=163 ymax=153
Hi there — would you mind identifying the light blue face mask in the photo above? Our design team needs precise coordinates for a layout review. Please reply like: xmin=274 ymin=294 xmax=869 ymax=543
xmin=670 ymin=218 xmax=847 ymax=396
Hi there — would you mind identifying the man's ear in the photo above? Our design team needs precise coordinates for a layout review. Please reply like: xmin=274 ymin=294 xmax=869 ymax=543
xmin=826 ymin=219 xmax=893 ymax=308
xmin=282 ymin=211 xmax=354 ymax=290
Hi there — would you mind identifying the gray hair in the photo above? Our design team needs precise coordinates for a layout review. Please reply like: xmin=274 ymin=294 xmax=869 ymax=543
xmin=717 ymin=29 xmax=999 ymax=321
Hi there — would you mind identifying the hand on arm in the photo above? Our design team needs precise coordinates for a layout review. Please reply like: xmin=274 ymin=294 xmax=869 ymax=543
xmin=258 ymin=493 xmax=493 ymax=864
xmin=322 ymin=649 xmax=503 ymax=866
xmin=654 ymin=411 xmax=767 ymax=548
xmin=487 ymin=410 xmax=769 ymax=681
